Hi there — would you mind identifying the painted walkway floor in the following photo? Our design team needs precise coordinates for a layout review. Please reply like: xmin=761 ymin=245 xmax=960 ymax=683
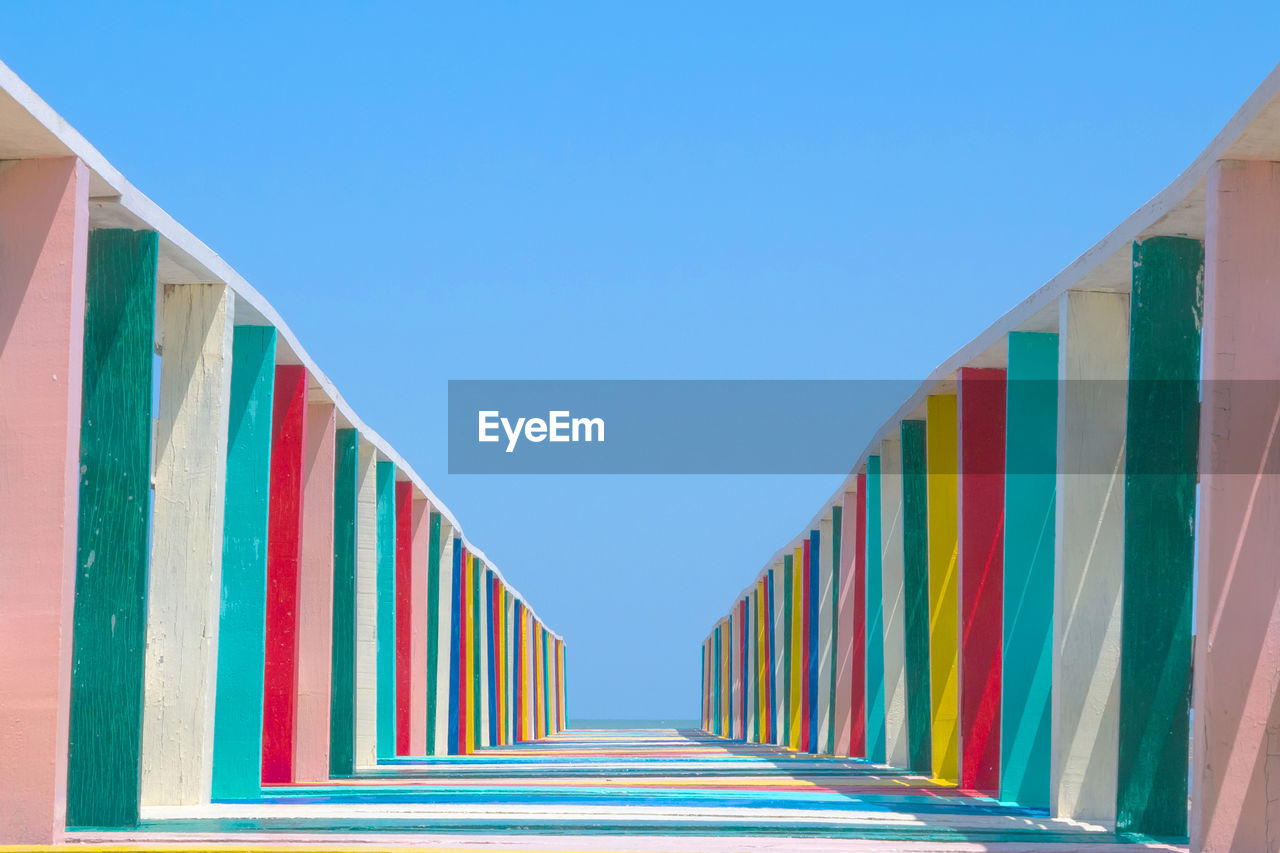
xmin=52 ymin=729 xmax=1186 ymax=852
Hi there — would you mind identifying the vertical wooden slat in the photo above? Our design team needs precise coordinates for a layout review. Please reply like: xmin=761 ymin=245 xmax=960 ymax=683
xmin=210 ymin=325 xmax=276 ymax=800
xmin=1116 ymin=236 xmax=1202 ymax=836
xmin=926 ymin=395 xmax=960 ymax=784
xmin=1001 ymin=331 xmax=1058 ymax=808
xmin=865 ymin=456 xmax=886 ymax=764
xmin=394 ymin=480 xmax=413 ymax=756
xmin=261 ymin=364 xmax=307 ymax=785
xmin=958 ymin=367 xmax=1006 ymax=794
xmin=329 ymin=428 xmax=359 ymax=777
xmin=0 ymin=157 xmax=88 ymax=842
xmin=1051 ymin=290 xmax=1128 ymax=823
xmin=901 ymin=420 xmax=933 ymax=774
xmin=1193 ymin=159 xmax=1280 ymax=853
xmin=141 ymin=283 xmax=233 ymax=807
xmin=850 ymin=476 xmax=869 ymax=758
xmin=827 ymin=505 xmax=841 ymax=755
xmin=353 ymin=440 xmax=379 ymax=769
xmin=880 ymin=437 xmax=909 ymax=769
xmin=294 ymin=400 xmax=335 ymax=783
xmin=67 ymin=228 xmax=156 ymax=828
xmin=409 ymin=497 xmax=429 ymax=755
xmin=374 ymin=461 xmax=396 ymax=760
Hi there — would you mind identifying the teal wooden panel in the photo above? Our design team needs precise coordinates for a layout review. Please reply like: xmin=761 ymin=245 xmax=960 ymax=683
xmin=1117 ymin=236 xmax=1203 ymax=838
xmin=866 ymin=455 xmax=886 ymax=765
xmin=211 ymin=324 xmax=277 ymax=800
xmin=376 ymin=461 xmax=397 ymax=760
xmin=329 ymin=428 xmax=359 ymax=777
xmin=1000 ymin=331 xmax=1058 ymax=808
xmin=901 ymin=420 xmax=933 ymax=774
xmin=66 ymin=229 xmax=157 ymax=829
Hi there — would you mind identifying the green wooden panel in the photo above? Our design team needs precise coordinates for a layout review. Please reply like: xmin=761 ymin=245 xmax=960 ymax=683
xmin=375 ymin=461 xmax=397 ymax=760
xmin=866 ymin=455 xmax=886 ymax=764
xmin=828 ymin=504 xmax=841 ymax=755
xmin=211 ymin=324 xmax=277 ymax=800
xmin=426 ymin=511 xmax=443 ymax=753
xmin=1116 ymin=236 xmax=1203 ymax=838
xmin=329 ymin=428 xmax=358 ymax=776
xmin=66 ymin=229 xmax=157 ymax=828
xmin=901 ymin=420 xmax=933 ymax=774
xmin=1000 ymin=331 xmax=1058 ymax=808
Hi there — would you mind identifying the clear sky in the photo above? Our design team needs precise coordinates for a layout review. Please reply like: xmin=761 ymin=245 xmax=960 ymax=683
xmin=4 ymin=2 xmax=1278 ymax=719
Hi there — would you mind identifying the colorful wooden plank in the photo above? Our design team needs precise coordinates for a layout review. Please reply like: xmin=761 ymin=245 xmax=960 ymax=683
xmin=141 ymin=283 xmax=233 ymax=807
xmin=66 ymin=228 xmax=156 ymax=828
xmin=394 ymin=480 xmax=414 ymax=756
xmin=375 ymin=461 xmax=397 ymax=760
xmin=958 ymin=367 xmax=1006 ymax=794
xmin=409 ymin=496 xmax=431 ymax=755
xmin=786 ymin=553 xmax=801 ymax=751
xmin=901 ymin=419 xmax=933 ymax=774
xmin=0 ymin=156 xmax=88 ymax=843
xmin=295 ymin=400 xmax=336 ymax=783
xmin=210 ymin=325 xmax=276 ymax=800
xmin=849 ymin=477 xmax=868 ymax=758
xmin=432 ymin=523 xmax=455 ymax=755
xmin=353 ymin=440 xmax=379 ymax=769
xmin=261 ymin=364 xmax=308 ymax=785
xmin=1116 ymin=236 xmax=1202 ymax=837
xmin=329 ymin=428 xmax=359 ymax=777
xmin=1001 ymin=331 xmax=1058 ymax=808
xmin=926 ymin=395 xmax=960 ymax=784
xmin=769 ymin=564 xmax=783 ymax=746
xmin=879 ymin=437 xmax=909 ymax=770
xmin=1051 ymin=291 xmax=1128 ymax=822
xmin=1194 ymin=160 xmax=1280 ymax=852
xmin=826 ymin=505 xmax=841 ymax=755
xmin=865 ymin=456 xmax=886 ymax=764
xmin=807 ymin=531 xmax=821 ymax=754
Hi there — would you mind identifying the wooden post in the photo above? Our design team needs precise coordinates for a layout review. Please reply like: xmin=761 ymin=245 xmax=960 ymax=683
xmin=788 ymin=551 xmax=802 ymax=750
xmin=408 ymin=498 xmax=429 ymax=756
xmin=1051 ymin=291 xmax=1128 ymax=824
xmin=866 ymin=456 xmax=886 ymax=764
xmin=294 ymin=399 xmax=335 ymax=783
xmin=849 ymin=476 xmax=869 ymax=758
xmin=210 ymin=326 xmax=276 ymax=800
xmin=817 ymin=514 xmax=835 ymax=754
xmin=375 ymin=461 xmax=396 ymax=760
xmin=835 ymin=498 xmax=854 ymax=756
xmin=261 ymin=365 xmax=308 ymax=785
xmin=66 ymin=229 xmax=157 ymax=828
xmin=431 ymin=521 xmax=454 ymax=755
xmin=1001 ymin=332 xmax=1058 ymax=808
xmin=0 ymin=157 xmax=88 ymax=842
xmin=770 ymin=562 xmax=785 ymax=747
xmin=926 ymin=395 xmax=960 ymax=784
xmin=902 ymin=420 xmax=933 ymax=773
xmin=880 ymin=436 xmax=909 ymax=769
xmin=394 ymin=480 xmax=413 ymax=755
xmin=353 ymin=439 xmax=379 ymax=769
xmin=804 ymin=535 xmax=816 ymax=752
xmin=329 ymin=428 xmax=359 ymax=777
xmin=1117 ymin=237 xmax=1203 ymax=836
xmin=958 ymin=366 xmax=1006 ymax=794
xmin=141 ymin=283 xmax=233 ymax=807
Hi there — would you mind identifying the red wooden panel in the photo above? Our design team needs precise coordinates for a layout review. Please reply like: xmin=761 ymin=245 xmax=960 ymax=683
xmin=958 ymin=367 xmax=1006 ymax=794
xmin=262 ymin=364 xmax=308 ymax=784
xmin=394 ymin=480 xmax=413 ymax=755
xmin=851 ymin=473 xmax=868 ymax=756
xmin=801 ymin=538 xmax=812 ymax=752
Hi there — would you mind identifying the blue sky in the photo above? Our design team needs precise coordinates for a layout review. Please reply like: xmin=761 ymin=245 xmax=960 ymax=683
xmin=5 ymin=2 xmax=1278 ymax=719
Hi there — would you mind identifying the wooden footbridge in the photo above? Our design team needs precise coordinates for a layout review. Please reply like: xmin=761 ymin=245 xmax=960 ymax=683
xmin=3 ymin=52 xmax=1280 ymax=853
